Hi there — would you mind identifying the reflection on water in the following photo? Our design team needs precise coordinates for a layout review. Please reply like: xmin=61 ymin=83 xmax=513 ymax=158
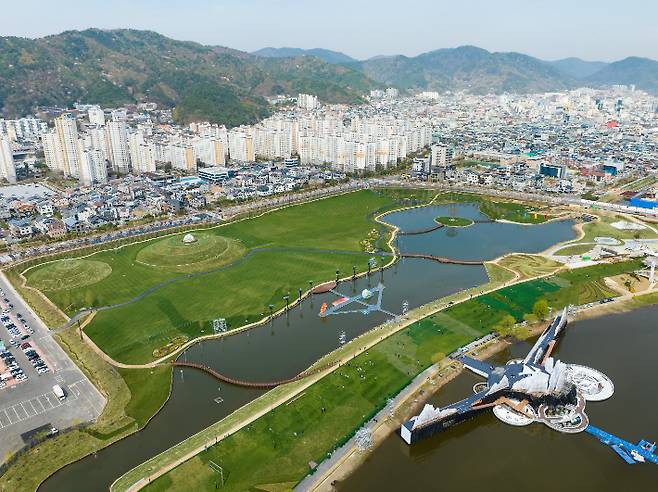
xmin=40 ymin=204 xmax=577 ymax=492
xmin=339 ymin=305 xmax=658 ymax=492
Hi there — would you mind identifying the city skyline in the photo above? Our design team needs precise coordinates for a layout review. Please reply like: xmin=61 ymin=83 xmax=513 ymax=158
xmin=2 ymin=0 xmax=658 ymax=62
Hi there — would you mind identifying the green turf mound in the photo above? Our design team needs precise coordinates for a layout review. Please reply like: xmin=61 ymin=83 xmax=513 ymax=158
xmin=435 ymin=216 xmax=474 ymax=227
xmin=136 ymin=233 xmax=247 ymax=272
xmin=29 ymin=259 xmax=112 ymax=291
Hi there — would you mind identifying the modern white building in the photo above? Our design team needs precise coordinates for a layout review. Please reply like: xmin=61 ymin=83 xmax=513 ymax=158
xmin=42 ymin=114 xmax=82 ymax=177
xmin=0 ymin=135 xmax=17 ymax=183
xmin=128 ymin=132 xmax=156 ymax=174
xmin=297 ymin=93 xmax=319 ymax=110
xmin=228 ymin=129 xmax=255 ymax=162
xmin=87 ymin=106 xmax=105 ymax=126
xmin=105 ymin=121 xmax=131 ymax=173
xmin=79 ymin=148 xmax=108 ymax=185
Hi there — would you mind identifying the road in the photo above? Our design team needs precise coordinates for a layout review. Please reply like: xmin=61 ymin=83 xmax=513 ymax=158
xmin=0 ymin=272 xmax=106 ymax=461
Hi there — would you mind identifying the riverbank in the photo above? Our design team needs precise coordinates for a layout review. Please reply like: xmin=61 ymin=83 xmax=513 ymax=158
xmin=304 ymin=284 xmax=658 ymax=491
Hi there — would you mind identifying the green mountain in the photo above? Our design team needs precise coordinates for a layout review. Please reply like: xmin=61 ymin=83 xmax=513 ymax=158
xmin=585 ymin=57 xmax=658 ymax=94
xmin=351 ymin=46 xmax=574 ymax=93
xmin=252 ymin=47 xmax=356 ymax=64
xmin=0 ymin=29 xmax=377 ymax=125
xmin=547 ymin=57 xmax=608 ymax=79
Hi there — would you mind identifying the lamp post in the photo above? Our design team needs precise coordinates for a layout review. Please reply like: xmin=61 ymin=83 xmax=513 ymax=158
xmin=335 ymin=269 xmax=340 ymax=282
xmin=268 ymin=304 xmax=274 ymax=320
xmin=352 ymin=265 xmax=356 ymax=279
xmin=284 ymin=294 xmax=290 ymax=311
xmin=298 ymin=287 xmax=302 ymax=302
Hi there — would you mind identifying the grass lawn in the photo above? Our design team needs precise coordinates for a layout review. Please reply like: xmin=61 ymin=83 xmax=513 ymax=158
xmin=0 ymin=326 xmax=171 ymax=492
xmin=86 ymin=250 xmax=372 ymax=364
xmin=22 ymin=191 xmax=394 ymax=314
xmin=554 ymin=244 xmax=595 ymax=257
xmin=435 ymin=216 xmax=473 ymax=227
xmin=497 ymin=254 xmax=563 ymax=280
xmin=134 ymin=233 xmax=247 ymax=273
xmin=16 ymin=190 xmax=400 ymax=363
xmin=578 ymin=214 xmax=658 ymax=243
xmin=139 ymin=259 xmax=641 ymax=492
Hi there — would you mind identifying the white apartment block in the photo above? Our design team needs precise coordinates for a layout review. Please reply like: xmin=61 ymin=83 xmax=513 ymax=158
xmin=0 ymin=136 xmax=17 ymax=184
xmin=105 ymin=121 xmax=131 ymax=173
xmin=0 ymin=118 xmax=47 ymax=141
xmin=128 ymin=132 xmax=156 ymax=174
xmin=297 ymin=93 xmax=319 ymax=110
xmin=79 ymin=148 xmax=108 ymax=185
xmin=88 ymin=106 xmax=105 ymax=126
xmin=431 ymin=144 xmax=453 ymax=167
xmin=192 ymin=136 xmax=226 ymax=166
xmin=42 ymin=114 xmax=82 ymax=177
xmin=166 ymin=143 xmax=195 ymax=171
xmin=228 ymin=129 xmax=255 ymax=162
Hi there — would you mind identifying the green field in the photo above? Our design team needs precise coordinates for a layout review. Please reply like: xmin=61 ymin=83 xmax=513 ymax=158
xmin=554 ymin=244 xmax=595 ymax=257
xmin=579 ymin=214 xmax=658 ymax=243
xmin=28 ymin=259 xmax=113 ymax=291
xmin=135 ymin=233 xmax=247 ymax=273
xmin=141 ymin=259 xmax=641 ymax=492
xmin=20 ymin=191 xmax=398 ymax=363
xmin=435 ymin=216 xmax=473 ymax=227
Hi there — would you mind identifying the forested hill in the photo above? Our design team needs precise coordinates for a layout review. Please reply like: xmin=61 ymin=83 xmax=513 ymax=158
xmin=0 ymin=29 xmax=379 ymax=126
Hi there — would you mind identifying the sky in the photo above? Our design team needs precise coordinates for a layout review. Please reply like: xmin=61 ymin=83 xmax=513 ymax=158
xmin=2 ymin=0 xmax=657 ymax=61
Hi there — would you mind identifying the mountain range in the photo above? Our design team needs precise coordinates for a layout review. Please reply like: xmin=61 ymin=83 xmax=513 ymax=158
xmin=1 ymin=29 xmax=657 ymax=127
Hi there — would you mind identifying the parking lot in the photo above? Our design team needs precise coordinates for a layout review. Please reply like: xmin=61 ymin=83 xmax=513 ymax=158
xmin=0 ymin=273 xmax=106 ymax=460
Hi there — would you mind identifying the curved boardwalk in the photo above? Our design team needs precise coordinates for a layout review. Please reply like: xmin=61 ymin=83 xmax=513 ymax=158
xmin=400 ymin=253 xmax=484 ymax=265
xmin=397 ymin=219 xmax=494 ymax=236
xmin=398 ymin=223 xmax=444 ymax=235
xmin=171 ymin=360 xmax=340 ymax=389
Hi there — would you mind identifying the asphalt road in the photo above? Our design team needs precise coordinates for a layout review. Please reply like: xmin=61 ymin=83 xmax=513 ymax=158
xmin=0 ymin=273 xmax=106 ymax=461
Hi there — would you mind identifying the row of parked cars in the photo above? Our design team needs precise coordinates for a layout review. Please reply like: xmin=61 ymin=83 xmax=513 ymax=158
xmin=0 ymin=347 xmax=27 ymax=388
xmin=20 ymin=342 xmax=49 ymax=375
xmin=0 ymin=287 xmax=42 ymax=388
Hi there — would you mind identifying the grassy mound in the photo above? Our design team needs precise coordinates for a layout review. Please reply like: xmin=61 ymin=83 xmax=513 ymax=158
xmin=29 ymin=259 xmax=112 ymax=291
xmin=136 ymin=233 xmax=247 ymax=273
xmin=435 ymin=216 xmax=473 ymax=227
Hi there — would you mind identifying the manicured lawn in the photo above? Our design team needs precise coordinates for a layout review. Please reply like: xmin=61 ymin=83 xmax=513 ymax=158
xmin=435 ymin=216 xmax=473 ymax=227
xmin=578 ymin=214 xmax=657 ymax=243
xmin=23 ymin=190 xmax=394 ymax=315
xmin=86 ymin=250 xmax=372 ymax=363
xmin=497 ymin=254 xmax=563 ymax=280
xmin=134 ymin=233 xmax=247 ymax=273
xmin=554 ymin=244 xmax=595 ymax=257
xmin=141 ymin=259 xmax=642 ymax=492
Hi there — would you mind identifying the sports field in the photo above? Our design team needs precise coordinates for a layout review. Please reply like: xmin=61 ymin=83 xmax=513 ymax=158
xmin=20 ymin=190 xmax=399 ymax=363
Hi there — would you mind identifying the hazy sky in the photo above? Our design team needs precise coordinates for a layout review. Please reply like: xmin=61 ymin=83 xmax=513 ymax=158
xmin=2 ymin=0 xmax=657 ymax=61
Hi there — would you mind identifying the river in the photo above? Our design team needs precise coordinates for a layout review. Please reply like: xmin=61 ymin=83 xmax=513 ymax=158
xmin=339 ymin=304 xmax=658 ymax=491
xmin=40 ymin=203 xmax=577 ymax=491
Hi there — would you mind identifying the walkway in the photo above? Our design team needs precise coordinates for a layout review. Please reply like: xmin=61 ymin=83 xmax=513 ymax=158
xmin=170 ymin=360 xmax=340 ymax=389
xmin=400 ymin=253 xmax=484 ymax=265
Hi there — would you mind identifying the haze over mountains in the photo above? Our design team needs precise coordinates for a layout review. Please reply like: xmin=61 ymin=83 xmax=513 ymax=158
xmin=1 ymin=29 xmax=657 ymax=126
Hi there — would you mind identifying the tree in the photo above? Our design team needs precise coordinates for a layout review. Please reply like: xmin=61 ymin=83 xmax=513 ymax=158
xmin=532 ymin=299 xmax=549 ymax=320
xmin=494 ymin=314 xmax=516 ymax=337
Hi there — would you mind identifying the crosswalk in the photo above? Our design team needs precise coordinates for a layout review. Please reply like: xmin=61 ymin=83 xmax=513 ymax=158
xmin=0 ymin=387 xmax=79 ymax=430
